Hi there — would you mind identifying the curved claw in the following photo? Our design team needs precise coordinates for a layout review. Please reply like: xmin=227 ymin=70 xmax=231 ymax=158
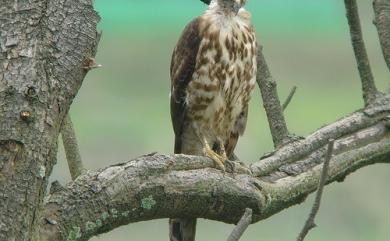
xmin=224 ymin=160 xmax=236 ymax=173
xmin=204 ymin=147 xmax=226 ymax=172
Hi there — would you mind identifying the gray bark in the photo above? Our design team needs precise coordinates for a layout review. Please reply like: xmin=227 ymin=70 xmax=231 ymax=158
xmin=344 ymin=0 xmax=379 ymax=105
xmin=39 ymin=94 xmax=390 ymax=241
xmin=0 ymin=0 xmax=389 ymax=241
xmin=256 ymin=47 xmax=291 ymax=148
xmin=0 ymin=0 xmax=100 ymax=240
xmin=373 ymin=0 xmax=390 ymax=70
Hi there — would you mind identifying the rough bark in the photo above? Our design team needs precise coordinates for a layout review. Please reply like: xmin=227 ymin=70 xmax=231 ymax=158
xmin=39 ymin=94 xmax=390 ymax=241
xmin=344 ymin=0 xmax=379 ymax=105
xmin=256 ymin=47 xmax=291 ymax=148
xmin=0 ymin=0 xmax=100 ymax=240
xmin=373 ymin=0 xmax=390 ymax=69
xmin=1 ymin=0 xmax=389 ymax=241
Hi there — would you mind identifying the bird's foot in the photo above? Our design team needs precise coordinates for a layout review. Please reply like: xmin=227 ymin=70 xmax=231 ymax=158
xmin=224 ymin=159 xmax=236 ymax=174
xmin=224 ymin=160 xmax=252 ymax=176
xmin=204 ymin=146 xmax=227 ymax=172
xmin=235 ymin=161 xmax=253 ymax=175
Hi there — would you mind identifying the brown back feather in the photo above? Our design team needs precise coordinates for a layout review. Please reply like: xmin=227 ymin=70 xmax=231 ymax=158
xmin=170 ymin=17 xmax=202 ymax=154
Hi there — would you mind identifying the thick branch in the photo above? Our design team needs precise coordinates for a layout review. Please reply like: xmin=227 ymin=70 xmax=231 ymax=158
xmin=256 ymin=47 xmax=291 ymax=148
xmin=251 ymin=94 xmax=390 ymax=177
xmin=40 ymin=95 xmax=390 ymax=241
xmin=61 ymin=114 xmax=84 ymax=180
xmin=344 ymin=0 xmax=378 ymax=105
xmin=373 ymin=0 xmax=390 ymax=69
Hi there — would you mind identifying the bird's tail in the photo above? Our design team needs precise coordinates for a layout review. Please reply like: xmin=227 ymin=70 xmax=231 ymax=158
xmin=169 ymin=218 xmax=197 ymax=241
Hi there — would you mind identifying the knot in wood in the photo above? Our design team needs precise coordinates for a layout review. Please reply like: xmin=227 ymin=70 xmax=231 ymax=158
xmin=20 ymin=110 xmax=32 ymax=122
xmin=26 ymin=86 xmax=37 ymax=98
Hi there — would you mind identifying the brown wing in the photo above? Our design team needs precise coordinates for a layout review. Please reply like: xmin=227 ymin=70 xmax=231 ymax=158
xmin=170 ymin=17 xmax=202 ymax=154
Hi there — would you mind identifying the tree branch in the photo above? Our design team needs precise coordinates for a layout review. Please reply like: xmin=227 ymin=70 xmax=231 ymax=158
xmin=256 ymin=46 xmax=291 ymax=148
xmin=296 ymin=139 xmax=334 ymax=241
xmin=61 ymin=114 xmax=84 ymax=180
xmin=39 ymin=95 xmax=390 ymax=241
xmin=227 ymin=208 xmax=253 ymax=241
xmin=373 ymin=0 xmax=390 ymax=69
xmin=344 ymin=0 xmax=379 ymax=105
xmin=282 ymin=86 xmax=297 ymax=111
xmin=251 ymin=94 xmax=390 ymax=177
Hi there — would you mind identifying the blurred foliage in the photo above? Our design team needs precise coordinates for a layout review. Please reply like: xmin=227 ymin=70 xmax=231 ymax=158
xmin=51 ymin=0 xmax=389 ymax=240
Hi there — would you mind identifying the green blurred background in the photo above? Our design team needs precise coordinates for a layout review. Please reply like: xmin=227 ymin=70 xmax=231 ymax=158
xmin=51 ymin=0 xmax=389 ymax=240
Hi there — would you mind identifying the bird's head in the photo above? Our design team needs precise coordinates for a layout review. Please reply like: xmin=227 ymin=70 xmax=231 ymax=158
xmin=207 ymin=0 xmax=247 ymax=15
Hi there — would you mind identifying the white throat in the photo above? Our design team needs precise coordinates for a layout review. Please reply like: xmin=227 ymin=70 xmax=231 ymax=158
xmin=208 ymin=0 xmax=242 ymax=16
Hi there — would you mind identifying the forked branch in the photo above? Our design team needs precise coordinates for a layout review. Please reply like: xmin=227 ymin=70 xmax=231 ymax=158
xmin=36 ymin=1 xmax=390 ymax=241
xmin=40 ymin=95 xmax=390 ymax=241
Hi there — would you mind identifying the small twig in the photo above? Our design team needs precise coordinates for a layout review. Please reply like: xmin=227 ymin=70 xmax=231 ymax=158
xmin=296 ymin=139 xmax=335 ymax=241
xmin=61 ymin=114 xmax=84 ymax=180
xmin=344 ymin=0 xmax=378 ymax=106
xmin=282 ymin=86 xmax=297 ymax=111
xmin=256 ymin=46 xmax=291 ymax=148
xmin=83 ymin=57 xmax=102 ymax=70
xmin=227 ymin=208 xmax=253 ymax=241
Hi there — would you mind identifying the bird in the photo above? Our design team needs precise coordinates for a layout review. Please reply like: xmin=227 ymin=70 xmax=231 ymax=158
xmin=169 ymin=0 xmax=257 ymax=240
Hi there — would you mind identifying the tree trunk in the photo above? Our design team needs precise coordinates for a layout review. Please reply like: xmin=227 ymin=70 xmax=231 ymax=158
xmin=0 ymin=0 xmax=100 ymax=239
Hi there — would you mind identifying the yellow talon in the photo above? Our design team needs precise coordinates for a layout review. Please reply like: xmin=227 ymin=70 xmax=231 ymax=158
xmin=192 ymin=124 xmax=228 ymax=171
xmin=203 ymin=143 xmax=226 ymax=171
